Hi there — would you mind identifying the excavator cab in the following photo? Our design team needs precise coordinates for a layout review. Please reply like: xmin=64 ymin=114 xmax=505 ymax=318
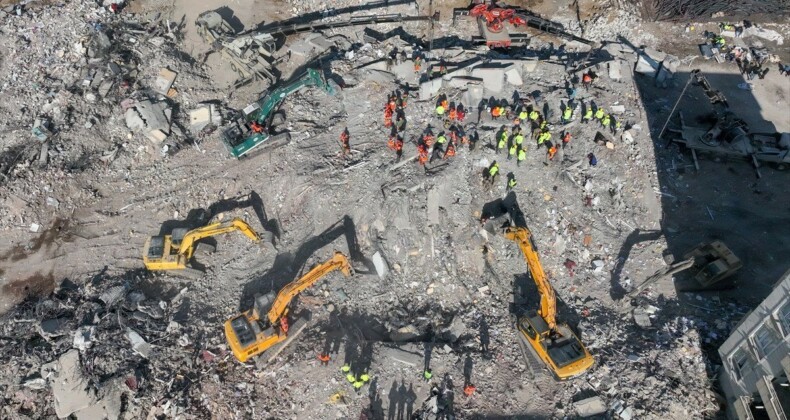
xmin=146 ymin=236 xmax=166 ymax=260
xmin=518 ymin=315 xmax=592 ymax=380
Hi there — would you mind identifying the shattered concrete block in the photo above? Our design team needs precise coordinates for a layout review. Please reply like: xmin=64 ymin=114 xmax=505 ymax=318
xmin=620 ymin=406 xmax=634 ymax=420
xmin=462 ymin=85 xmax=484 ymax=111
xmin=99 ymin=285 xmax=126 ymax=306
xmin=505 ymin=67 xmax=523 ymax=86
xmin=608 ymin=60 xmax=622 ymax=80
xmin=126 ymin=328 xmax=152 ymax=358
xmin=41 ymin=350 xmax=97 ymax=418
xmin=154 ymin=68 xmax=177 ymax=95
xmin=371 ymin=252 xmax=389 ymax=278
xmin=147 ymin=129 xmax=169 ymax=144
xmin=391 ymin=325 xmax=420 ymax=342
xmin=39 ymin=317 xmax=70 ymax=338
xmin=643 ymin=47 xmax=666 ymax=63
xmin=440 ymin=316 xmax=465 ymax=343
xmin=610 ymin=105 xmax=625 ymax=114
xmin=523 ymin=60 xmax=539 ymax=72
xmin=634 ymin=55 xmax=658 ymax=77
xmin=72 ymin=326 xmax=95 ymax=351
xmin=189 ymin=104 xmax=222 ymax=132
xmin=419 ymin=77 xmax=443 ymax=100
xmin=575 ymin=396 xmax=607 ymax=417
xmin=125 ymin=100 xmax=171 ymax=136
xmin=470 ymin=67 xmax=505 ymax=92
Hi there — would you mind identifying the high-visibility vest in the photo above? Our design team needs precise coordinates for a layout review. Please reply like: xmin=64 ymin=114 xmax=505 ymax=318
xmin=529 ymin=111 xmax=539 ymax=120
xmin=436 ymin=106 xmax=445 ymax=115
xmin=353 ymin=381 xmax=364 ymax=389
xmin=563 ymin=108 xmax=572 ymax=120
xmin=489 ymin=165 xmax=499 ymax=177
xmin=346 ymin=374 xmax=356 ymax=383
xmin=602 ymin=115 xmax=611 ymax=126
xmin=615 ymin=121 xmax=622 ymax=129
xmin=514 ymin=134 xmax=524 ymax=145
xmin=360 ymin=373 xmax=370 ymax=382
xmin=595 ymin=109 xmax=604 ymax=119
xmin=518 ymin=149 xmax=526 ymax=161
xmin=538 ymin=132 xmax=551 ymax=144
xmin=424 ymin=370 xmax=433 ymax=380
xmin=584 ymin=109 xmax=593 ymax=119
xmin=509 ymin=144 xmax=517 ymax=155
xmin=498 ymin=137 xmax=506 ymax=148
xmin=540 ymin=121 xmax=548 ymax=129
xmin=341 ymin=364 xmax=351 ymax=372
xmin=437 ymin=135 xmax=447 ymax=144
xmin=519 ymin=111 xmax=528 ymax=120
xmin=508 ymin=178 xmax=517 ymax=188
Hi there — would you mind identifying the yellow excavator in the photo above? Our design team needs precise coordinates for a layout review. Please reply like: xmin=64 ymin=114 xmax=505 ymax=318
xmin=504 ymin=226 xmax=594 ymax=380
xmin=225 ymin=251 xmax=352 ymax=362
xmin=142 ymin=217 xmax=261 ymax=278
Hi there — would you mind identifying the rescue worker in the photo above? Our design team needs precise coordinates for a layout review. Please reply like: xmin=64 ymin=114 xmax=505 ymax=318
xmin=360 ymin=372 xmax=370 ymax=383
xmin=506 ymin=173 xmax=517 ymax=191
xmin=583 ymin=106 xmax=593 ymax=123
xmin=384 ymin=107 xmax=393 ymax=128
xmin=561 ymin=132 xmax=571 ymax=147
xmin=417 ymin=144 xmax=429 ymax=166
xmin=441 ymin=97 xmax=449 ymax=111
xmin=423 ymin=368 xmax=433 ymax=381
xmin=414 ymin=56 xmax=422 ymax=73
xmin=444 ymin=141 xmax=456 ymax=159
xmin=538 ymin=130 xmax=551 ymax=146
xmin=594 ymin=107 xmax=604 ymax=120
xmin=517 ymin=146 xmax=526 ymax=166
xmin=487 ymin=161 xmax=500 ymax=185
xmin=601 ymin=114 xmax=611 ymax=129
xmin=491 ymin=105 xmax=502 ymax=119
xmin=346 ymin=372 xmax=356 ymax=383
xmin=613 ymin=119 xmax=622 ymax=134
xmin=396 ymin=113 xmax=406 ymax=131
xmin=518 ymin=107 xmax=529 ymax=122
xmin=391 ymin=136 xmax=404 ymax=159
xmin=340 ymin=128 xmax=350 ymax=156
xmin=423 ymin=131 xmax=434 ymax=147
xmin=341 ymin=363 xmax=351 ymax=374
xmin=448 ymin=106 xmax=458 ymax=121
xmin=562 ymin=105 xmax=573 ymax=124
xmin=714 ymin=36 xmax=726 ymax=48
xmin=529 ymin=109 xmax=539 ymax=122
xmin=497 ymin=129 xmax=508 ymax=153
xmin=508 ymin=141 xmax=517 ymax=160
xmin=435 ymin=103 xmax=445 ymax=118
xmin=456 ymin=105 xmax=466 ymax=122
xmin=547 ymin=142 xmax=558 ymax=161
xmin=540 ymin=119 xmax=550 ymax=131
xmin=514 ymin=131 xmax=524 ymax=147
xmin=318 ymin=353 xmax=330 ymax=366
xmin=353 ymin=379 xmax=364 ymax=391
xmin=250 ymin=121 xmax=264 ymax=133
xmin=464 ymin=383 xmax=476 ymax=397
xmin=436 ymin=133 xmax=447 ymax=146
xmin=582 ymin=72 xmax=593 ymax=90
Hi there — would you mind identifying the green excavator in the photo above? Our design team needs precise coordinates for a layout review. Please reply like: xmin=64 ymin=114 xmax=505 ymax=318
xmin=222 ymin=68 xmax=338 ymax=158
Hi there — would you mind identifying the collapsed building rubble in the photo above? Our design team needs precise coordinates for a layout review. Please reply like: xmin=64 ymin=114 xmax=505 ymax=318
xmin=0 ymin=0 xmax=788 ymax=419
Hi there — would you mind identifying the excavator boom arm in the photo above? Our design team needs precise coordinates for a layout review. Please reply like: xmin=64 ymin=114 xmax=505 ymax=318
xmin=253 ymin=69 xmax=334 ymax=124
xmin=267 ymin=252 xmax=352 ymax=325
xmin=504 ymin=227 xmax=557 ymax=329
xmin=179 ymin=217 xmax=261 ymax=259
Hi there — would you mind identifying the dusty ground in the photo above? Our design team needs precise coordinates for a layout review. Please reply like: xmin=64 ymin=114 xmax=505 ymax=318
xmin=0 ymin=0 xmax=788 ymax=418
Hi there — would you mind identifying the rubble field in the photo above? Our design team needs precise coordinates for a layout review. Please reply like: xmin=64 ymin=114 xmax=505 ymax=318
xmin=0 ymin=0 xmax=788 ymax=419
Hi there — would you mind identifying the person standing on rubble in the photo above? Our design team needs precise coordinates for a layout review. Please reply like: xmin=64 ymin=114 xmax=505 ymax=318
xmin=582 ymin=72 xmax=593 ymax=90
xmin=583 ymin=105 xmax=593 ymax=123
xmin=517 ymin=146 xmax=526 ymax=166
xmin=506 ymin=172 xmax=517 ymax=191
xmin=497 ymin=127 xmax=508 ymax=154
xmin=340 ymin=128 xmax=350 ymax=156
xmin=444 ymin=141 xmax=456 ymax=159
xmin=487 ymin=161 xmax=500 ymax=186
xmin=594 ymin=107 xmax=605 ymax=121
xmin=562 ymin=104 xmax=573 ymax=124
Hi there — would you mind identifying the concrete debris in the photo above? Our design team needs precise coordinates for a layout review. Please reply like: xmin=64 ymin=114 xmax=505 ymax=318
xmin=371 ymin=251 xmax=389 ymax=278
xmin=575 ymin=396 xmax=607 ymax=417
xmin=126 ymin=328 xmax=152 ymax=358
xmin=0 ymin=1 xmax=785 ymax=419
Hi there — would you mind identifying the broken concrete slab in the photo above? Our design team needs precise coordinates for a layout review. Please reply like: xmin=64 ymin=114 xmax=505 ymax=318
xmin=575 ymin=396 xmax=607 ymax=417
xmin=462 ymin=85 xmax=484 ymax=110
xmin=608 ymin=60 xmax=622 ymax=80
xmin=419 ymin=77 xmax=443 ymax=100
xmin=189 ymin=103 xmax=223 ymax=132
xmin=634 ymin=55 xmax=658 ymax=77
xmin=290 ymin=34 xmax=333 ymax=58
xmin=124 ymin=99 xmax=171 ymax=137
xmin=371 ymin=251 xmax=389 ymax=279
xmin=505 ymin=67 xmax=523 ymax=86
xmin=523 ymin=60 xmax=539 ymax=72
xmin=126 ymin=328 xmax=152 ymax=358
xmin=41 ymin=350 xmax=97 ymax=418
xmin=153 ymin=68 xmax=177 ymax=95
xmin=470 ymin=67 xmax=506 ymax=92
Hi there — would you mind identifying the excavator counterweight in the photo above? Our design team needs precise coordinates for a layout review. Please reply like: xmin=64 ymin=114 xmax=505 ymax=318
xmin=504 ymin=226 xmax=594 ymax=380
xmin=225 ymin=252 xmax=352 ymax=362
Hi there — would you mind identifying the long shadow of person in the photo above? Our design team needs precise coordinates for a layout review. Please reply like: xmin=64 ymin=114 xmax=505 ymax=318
xmin=406 ymin=383 xmax=417 ymax=419
xmin=463 ymin=354 xmax=474 ymax=386
xmin=479 ymin=315 xmax=491 ymax=358
xmin=387 ymin=380 xmax=399 ymax=420
xmin=397 ymin=380 xmax=408 ymax=420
